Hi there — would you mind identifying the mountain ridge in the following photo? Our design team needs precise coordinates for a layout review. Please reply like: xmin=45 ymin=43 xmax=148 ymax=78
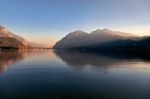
xmin=53 ymin=29 xmax=139 ymax=49
xmin=0 ymin=25 xmax=48 ymax=49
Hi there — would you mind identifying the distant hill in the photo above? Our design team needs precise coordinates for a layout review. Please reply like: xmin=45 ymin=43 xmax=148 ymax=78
xmin=53 ymin=29 xmax=139 ymax=50
xmin=29 ymin=42 xmax=50 ymax=48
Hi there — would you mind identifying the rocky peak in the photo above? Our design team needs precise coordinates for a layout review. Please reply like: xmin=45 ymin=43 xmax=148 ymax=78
xmin=67 ymin=30 xmax=87 ymax=37
xmin=0 ymin=25 xmax=8 ymax=33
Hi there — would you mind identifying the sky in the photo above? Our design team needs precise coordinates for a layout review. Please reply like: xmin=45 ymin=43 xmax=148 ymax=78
xmin=0 ymin=0 xmax=150 ymax=46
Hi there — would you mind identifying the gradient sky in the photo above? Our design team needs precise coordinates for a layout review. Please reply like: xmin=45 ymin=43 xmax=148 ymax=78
xmin=0 ymin=0 xmax=150 ymax=46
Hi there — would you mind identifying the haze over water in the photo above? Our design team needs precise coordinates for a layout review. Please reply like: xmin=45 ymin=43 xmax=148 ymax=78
xmin=0 ymin=50 xmax=150 ymax=99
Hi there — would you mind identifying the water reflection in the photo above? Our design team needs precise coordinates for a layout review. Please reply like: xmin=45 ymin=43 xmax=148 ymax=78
xmin=0 ymin=51 xmax=26 ymax=72
xmin=1 ymin=50 xmax=150 ymax=73
xmin=54 ymin=51 xmax=150 ymax=70
xmin=0 ymin=49 xmax=49 ymax=72
xmin=0 ymin=50 xmax=150 ymax=99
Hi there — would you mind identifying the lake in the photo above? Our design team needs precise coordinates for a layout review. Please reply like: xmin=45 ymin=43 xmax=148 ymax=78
xmin=0 ymin=50 xmax=150 ymax=99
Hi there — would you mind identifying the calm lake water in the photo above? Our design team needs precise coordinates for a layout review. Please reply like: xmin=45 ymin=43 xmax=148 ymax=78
xmin=0 ymin=50 xmax=150 ymax=99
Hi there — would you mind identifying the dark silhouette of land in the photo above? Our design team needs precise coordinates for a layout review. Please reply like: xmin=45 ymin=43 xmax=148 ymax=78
xmin=54 ymin=37 xmax=150 ymax=53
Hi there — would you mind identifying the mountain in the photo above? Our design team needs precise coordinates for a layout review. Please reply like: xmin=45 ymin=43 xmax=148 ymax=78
xmin=0 ymin=25 xmax=30 ymax=48
xmin=53 ymin=29 xmax=138 ymax=50
xmin=29 ymin=42 xmax=50 ymax=48
xmin=84 ymin=37 xmax=150 ymax=51
xmin=0 ymin=25 xmax=48 ymax=49
xmin=0 ymin=37 xmax=26 ymax=48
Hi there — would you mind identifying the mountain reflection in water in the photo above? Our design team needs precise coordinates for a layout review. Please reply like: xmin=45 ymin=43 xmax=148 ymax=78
xmin=0 ymin=50 xmax=49 ymax=73
xmin=1 ymin=50 xmax=150 ymax=99
xmin=0 ymin=51 xmax=26 ymax=72
xmin=1 ymin=50 xmax=150 ymax=73
xmin=54 ymin=50 xmax=150 ymax=71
